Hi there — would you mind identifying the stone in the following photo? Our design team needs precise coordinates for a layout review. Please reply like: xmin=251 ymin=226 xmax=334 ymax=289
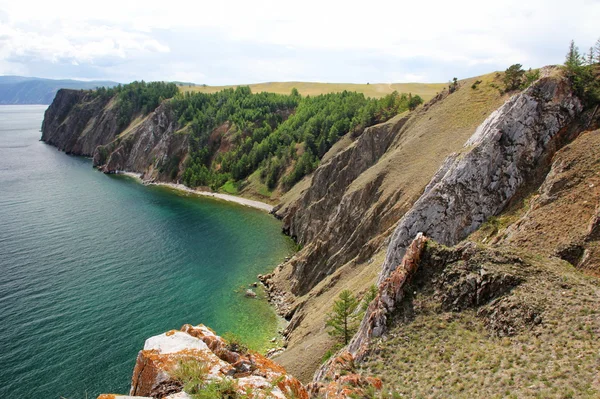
xmin=379 ymin=76 xmax=582 ymax=283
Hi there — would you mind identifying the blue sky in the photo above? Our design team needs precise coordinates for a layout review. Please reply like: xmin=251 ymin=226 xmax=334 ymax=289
xmin=0 ymin=0 xmax=598 ymax=84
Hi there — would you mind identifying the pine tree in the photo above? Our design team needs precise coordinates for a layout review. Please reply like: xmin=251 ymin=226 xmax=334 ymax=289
xmin=587 ymin=47 xmax=595 ymax=65
xmin=565 ymin=40 xmax=583 ymax=69
xmin=325 ymin=290 xmax=360 ymax=344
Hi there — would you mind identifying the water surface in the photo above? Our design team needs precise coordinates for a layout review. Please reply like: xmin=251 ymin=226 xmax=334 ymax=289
xmin=0 ymin=105 xmax=293 ymax=398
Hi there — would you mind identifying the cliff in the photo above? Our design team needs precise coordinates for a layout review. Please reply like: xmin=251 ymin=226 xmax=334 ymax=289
xmin=92 ymin=103 xmax=188 ymax=182
xmin=41 ymin=67 xmax=600 ymax=397
xmin=266 ymin=68 xmax=597 ymax=383
xmin=41 ymin=89 xmax=188 ymax=183
xmin=41 ymin=89 xmax=121 ymax=156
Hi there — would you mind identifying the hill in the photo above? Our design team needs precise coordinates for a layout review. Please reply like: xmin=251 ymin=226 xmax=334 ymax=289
xmin=178 ymin=81 xmax=446 ymax=101
xmin=0 ymin=76 xmax=118 ymax=105
xmin=39 ymin=63 xmax=600 ymax=398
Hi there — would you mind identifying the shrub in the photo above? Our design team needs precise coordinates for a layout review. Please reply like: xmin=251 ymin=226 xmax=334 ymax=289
xmin=503 ymin=64 xmax=525 ymax=91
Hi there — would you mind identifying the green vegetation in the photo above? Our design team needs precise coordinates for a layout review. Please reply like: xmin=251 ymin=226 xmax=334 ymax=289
xmin=325 ymin=289 xmax=360 ymax=344
xmin=502 ymin=64 xmax=540 ymax=92
xmin=361 ymin=284 xmax=379 ymax=312
xmin=448 ymin=77 xmax=459 ymax=93
xmin=95 ymin=81 xmax=178 ymax=128
xmin=170 ymin=87 xmax=418 ymax=191
xmin=171 ymin=359 xmax=209 ymax=396
xmin=563 ymin=39 xmax=600 ymax=106
xmin=503 ymin=64 xmax=526 ymax=91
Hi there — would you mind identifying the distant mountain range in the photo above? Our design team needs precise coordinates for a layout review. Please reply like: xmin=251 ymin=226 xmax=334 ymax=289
xmin=0 ymin=76 xmax=118 ymax=105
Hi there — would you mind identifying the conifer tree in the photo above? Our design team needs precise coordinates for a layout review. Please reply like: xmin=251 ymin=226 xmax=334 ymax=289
xmin=565 ymin=40 xmax=583 ymax=69
xmin=325 ymin=290 xmax=360 ymax=344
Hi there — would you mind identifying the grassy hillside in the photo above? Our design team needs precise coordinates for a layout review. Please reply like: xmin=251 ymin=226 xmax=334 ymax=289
xmin=271 ymin=72 xmax=512 ymax=382
xmin=358 ymin=243 xmax=600 ymax=398
xmin=178 ymin=81 xmax=446 ymax=101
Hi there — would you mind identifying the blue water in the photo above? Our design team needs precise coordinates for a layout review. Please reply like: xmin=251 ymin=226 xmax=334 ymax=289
xmin=0 ymin=105 xmax=294 ymax=398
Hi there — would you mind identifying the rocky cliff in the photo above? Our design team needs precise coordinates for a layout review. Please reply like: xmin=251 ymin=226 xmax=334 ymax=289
xmin=42 ymin=89 xmax=188 ymax=183
xmin=267 ymin=71 xmax=514 ymax=380
xmin=41 ymin=89 xmax=121 ymax=156
xmin=379 ymin=73 xmax=582 ymax=281
xmin=92 ymin=103 xmax=188 ymax=182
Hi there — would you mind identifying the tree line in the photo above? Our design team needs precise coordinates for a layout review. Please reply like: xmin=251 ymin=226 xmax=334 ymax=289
xmin=170 ymin=87 xmax=422 ymax=191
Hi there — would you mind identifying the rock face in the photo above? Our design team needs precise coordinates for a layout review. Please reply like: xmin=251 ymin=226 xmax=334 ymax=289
xmin=379 ymin=75 xmax=582 ymax=281
xmin=276 ymin=115 xmax=409 ymax=296
xmin=42 ymin=89 xmax=188 ymax=182
xmin=498 ymin=128 xmax=600 ymax=275
xmin=41 ymin=89 xmax=120 ymax=156
xmin=270 ymin=73 xmax=512 ymax=380
xmin=345 ymin=233 xmax=427 ymax=360
xmin=99 ymin=324 xmax=308 ymax=399
xmin=93 ymin=103 xmax=188 ymax=182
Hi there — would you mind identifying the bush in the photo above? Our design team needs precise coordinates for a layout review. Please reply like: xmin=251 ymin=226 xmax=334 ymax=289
xmin=471 ymin=80 xmax=482 ymax=90
xmin=503 ymin=64 xmax=525 ymax=91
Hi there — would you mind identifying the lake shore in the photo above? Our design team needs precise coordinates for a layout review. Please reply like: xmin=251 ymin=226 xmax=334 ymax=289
xmin=116 ymin=171 xmax=274 ymax=213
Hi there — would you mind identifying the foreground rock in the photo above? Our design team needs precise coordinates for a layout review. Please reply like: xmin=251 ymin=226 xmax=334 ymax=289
xmin=99 ymin=324 xmax=307 ymax=399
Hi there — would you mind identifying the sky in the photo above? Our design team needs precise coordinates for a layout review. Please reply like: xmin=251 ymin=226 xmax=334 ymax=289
xmin=0 ymin=0 xmax=598 ymax=85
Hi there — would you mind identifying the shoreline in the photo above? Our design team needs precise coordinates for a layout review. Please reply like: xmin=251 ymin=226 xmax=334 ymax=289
xmin=115 ymin=171 xmax=274 ymax=213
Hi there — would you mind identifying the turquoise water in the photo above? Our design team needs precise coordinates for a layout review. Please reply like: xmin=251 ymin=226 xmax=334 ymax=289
xmin=0 ymin=105 xmax=294 ymax=398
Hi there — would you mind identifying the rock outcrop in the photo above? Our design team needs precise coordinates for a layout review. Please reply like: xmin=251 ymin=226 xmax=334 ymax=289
xmin=269 ymin=73 xmax=513 ymax=381
xmin=99 ymin=324 xmax=308 ymax=399
xmin=275 ymin=114 xmax=409 ymax=296
xmin=41 ymin=89 xmax=121 ymax=156
xmin=93 ymin=103 xmax=188 ymax=182
xmin=379 ymin=75 xmax=582 ymax=282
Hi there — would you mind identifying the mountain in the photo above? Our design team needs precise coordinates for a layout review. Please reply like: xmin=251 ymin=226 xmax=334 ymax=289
xmin=0 ymin=76 xmax=118 ymax=105
xmin=40 ymin=64 xmax=600 ymax=398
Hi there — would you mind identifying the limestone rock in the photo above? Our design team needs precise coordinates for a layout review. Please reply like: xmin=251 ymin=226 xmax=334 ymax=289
xmin=96 ymin=324 xmax=310 ymax=399
xmin=379 ymin=75 xmax=582 ymax=282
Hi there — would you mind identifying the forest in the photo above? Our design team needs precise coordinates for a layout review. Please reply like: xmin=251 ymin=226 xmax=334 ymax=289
xmin=170 ymin=87 xmax=421 ymax=190
xmin=95 ymin=81 xmax=422 ymax=192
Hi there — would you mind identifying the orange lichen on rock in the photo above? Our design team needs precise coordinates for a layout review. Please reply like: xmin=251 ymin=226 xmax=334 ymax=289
xmin=93 ymin=323 xmax=310 ymax=399
xmin=307 ymin=372 xmax=384 ymax=399
xmin=347 ymin=233 xmax=428 ymax=358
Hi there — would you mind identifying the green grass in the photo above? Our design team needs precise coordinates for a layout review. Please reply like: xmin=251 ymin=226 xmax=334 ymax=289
xmin=357 ymin=247 xmax=600 ymax=398
xmin=220 ymin=180 xmax=239 ymax=195
xmin=179 ymin=81 xmax=446 ymax=101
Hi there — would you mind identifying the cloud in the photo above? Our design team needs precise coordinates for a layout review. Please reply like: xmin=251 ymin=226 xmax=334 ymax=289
xmin=0 ymin=0 xmax=598 ymax=83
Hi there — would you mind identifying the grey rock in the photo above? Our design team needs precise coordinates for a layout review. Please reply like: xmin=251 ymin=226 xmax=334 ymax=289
xmin=379 ymin=76 xmax=582 ymax=282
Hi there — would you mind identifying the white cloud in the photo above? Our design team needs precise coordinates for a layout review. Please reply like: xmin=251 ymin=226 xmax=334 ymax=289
xmin=0 ymin=0 xmax=598 ymax=83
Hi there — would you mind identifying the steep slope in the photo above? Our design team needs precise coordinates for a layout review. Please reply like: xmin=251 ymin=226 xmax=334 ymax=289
xmin=268 ymin=72 xmax=514 ymax=380
xmin=93 ymin=103 xmax=188 ymax=183
xmin=308 ymin=84 xmax=599 ymax=398
xmin=41 ymin=89 xmax=122 ymax=156
xmin=498 ymin=128 xmax=600 ymax=276
xmin=378 ymin=72 xmax=582 ymax=281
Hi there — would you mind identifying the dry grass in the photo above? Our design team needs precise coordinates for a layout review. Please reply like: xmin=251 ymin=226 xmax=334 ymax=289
xmin=271 ymin=72 xmax=512 ymax=379
xmin=178 ymin=82 xmax=447 ymax=101
xmin=272 ymin=248 xmax=388 ymax=383
xmin=358 ymin=249 xmax=600 ymax=398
